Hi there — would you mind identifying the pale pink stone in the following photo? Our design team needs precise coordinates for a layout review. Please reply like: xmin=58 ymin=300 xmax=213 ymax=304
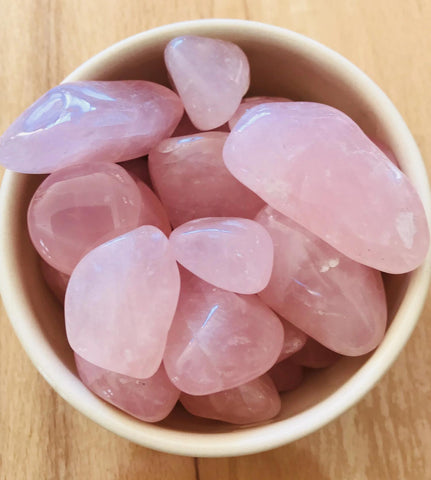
xmin=39 ymin=259 xmax=70 ymax=304
xmin=291 ymin=338 xmax=340 ymax=368
xmin=163 ymin=270 xmax=284 ymax=395
xmin=131 ymin=174 xmax=171 ymax=237
xmin=224 ymin=102 xmax=430 ymax=273
xmin=149 ymin=132 xmax=264 ymax=227
xmin=28 ymin=162 xmax=142 ymax=275
xmin=165 ymin=36 xmax=250 ymax=130
xmin=170 ymin=217 xmax=273 ymax=294
xmin=65 ymin=226 xmax=180 ymax=378
xmin=0 ymin=81 xmax=183 ymax=173
xmin=180 ymin=375 xmax=281 ymax=425
xmin=75 ymin=354 xmax=179 ymax=422
xmin=172 ymin=113 xmax=229 ymax=136
xmin=256 ymin=206 xmax=387 ymax=356
xmin=120 ymin=157 xmax=152 ymax=187
xmin=372 ymin=139 xmax=399 ymax=166
xmin=277 ymin=318 xmax=308 ymax=363
xmin=268 ymin=359 xmax=304 ymax=392
xmin=228 ymin=96 xmax=292 ymax=129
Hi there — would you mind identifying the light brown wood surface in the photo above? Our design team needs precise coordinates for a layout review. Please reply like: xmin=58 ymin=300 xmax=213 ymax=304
xmin=1 ymin=1 xmax=430 ymax=479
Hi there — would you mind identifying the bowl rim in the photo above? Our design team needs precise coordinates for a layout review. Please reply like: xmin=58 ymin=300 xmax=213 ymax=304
xmin=1 ymin=18 xmax=430 ymax=457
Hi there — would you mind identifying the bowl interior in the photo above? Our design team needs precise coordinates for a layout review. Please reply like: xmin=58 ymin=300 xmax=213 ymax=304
xmin=1 ymin=20 xmax=429 ymax=456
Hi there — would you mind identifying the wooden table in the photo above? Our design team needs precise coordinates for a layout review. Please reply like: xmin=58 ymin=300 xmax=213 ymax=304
xmin=1 ymin=1 xmax=430 ymax=478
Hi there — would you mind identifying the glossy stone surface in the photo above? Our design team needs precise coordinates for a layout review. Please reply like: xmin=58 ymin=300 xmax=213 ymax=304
xmin=65 ymin=226 xmax=180 ymax=378
xmin=228 ymin=96 xmax=292 ymax=129
xmin=28 ymin=162 xmax=142 ymax=275
xmin=180 ymin=375 xmax=281 ymax=425
xmin=163 ymin=270 xmax=284 ymax=395
xmin=170 ymin=217 xmax=273 ymax=294
xmin=165 ymin=35 xmax=250 ymax=130
xmin=0 ymin=81 xmax=183 ymax=173
xmin=268 ymin=359 xmax=304 ymax=392
xmin=40 ymin=259 xmax=70 ymax=304
xmin=291 ymin=338 xmax=340 ymax=368
xmin=256 ymin=206 xmax=387 ymax=356
xmin=149 ymin=132 xmax=264 ymax=227
xmin=277 ymin=319 xmax=308 ymax=363
xmin=75 ymin=354 xmax=180 ymax=422
xmin=224 ymin=102 xmax=430 ymax=273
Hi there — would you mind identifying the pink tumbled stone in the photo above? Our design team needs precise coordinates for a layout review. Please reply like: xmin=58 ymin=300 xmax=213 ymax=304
xmin=120 ymin=157 xmax=152 ymax=187
xmin=131 ymin=174 xmax=171 ymax=237
xmin=163 ymin=270 xmax=284 ymax=395
xmin=291 ymin=338 xmax=340 ymax=368
xmin=228 ymin=96 xmax=292 ymax=129
xmin=149 ymin=132 xmax=264 ymax=227
xmin=75 ymin=354 xmax=179 ymax=422
xmin=28 ymin=162 xmax=142 ymax=274
xmin=268 ymin=359 xmax=304 ymax=392
xmin=65 ymin=226 xmax=180 ymax=378
xmin=256 ymin=206 xmax=387 ymax=356
xmin=40 ymin=259 xmax=70 ymax=304
xmin=224 ymin=102 xmax=430 ymax=273
xmin=0 ymin=81 xmax=183 ymax=173
xmin=180 ymin=374 xmax=281 ymax=425
xmin=170 ymin=217 xmax=273 ymax=294
xmin=165 ymin=36 xmax=250 ymax=130
xmin=277 ymin=319 xmax=308 ymax=363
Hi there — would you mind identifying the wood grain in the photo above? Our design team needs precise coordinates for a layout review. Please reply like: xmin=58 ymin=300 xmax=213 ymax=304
xmin=0 ymin=1 xmax=430 ymax=479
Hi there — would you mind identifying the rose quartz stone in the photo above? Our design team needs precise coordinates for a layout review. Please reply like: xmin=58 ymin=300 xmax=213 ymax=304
xmin=40 ymin=259 xmax=70 ymax=304
xmin=291 ymin=338 xmax=340 ymax=368
xmin=149 ymin=132 xmax=264 ymax=227
xmin=165 ymin=36 xmax=250 ymax=130
xmin=224 ymin=102 xmax=430 ymax=273
xmin=228 ymin=96 xmax=292 ymax=129
xmin=75 ymin=354 xmax=179 ymax=422
xmin=268 ymin=359 xmax=304 ymax=392
xmin=170 ymin=217 xmax=273 ymax=294
xmin=256 ymin=206 xmax=387 ymax=356
xmin=131 ymin=174 xmax=171 ymax=237
xmin=180 ymin=375 xmax=281 ymax=425
xmin=372 ymin=139 xmax=399 ymax=166
xmin=65 ymin=225 xmax=180 ymax=378
xmin=0 ymin=81 xmax=183 ymax=173
xmin=120 ymin=157 xmax=152 ymax=187
xmin=173 ymin=113 xmax=229 ymax=136
xmin=28 ymin=162 xmax=142 ymax=274
xmin=277 ymin=319 xmax=308 ymax=363
xmin=163 ymin=270 xmax=284 ymax=395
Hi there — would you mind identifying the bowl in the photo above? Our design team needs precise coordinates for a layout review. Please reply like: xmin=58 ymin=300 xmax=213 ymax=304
xmin=0 ymin=19 xmax=430 ymax=457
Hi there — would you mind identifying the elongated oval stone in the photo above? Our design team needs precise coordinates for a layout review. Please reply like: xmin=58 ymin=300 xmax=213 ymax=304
xmin=65 ymin=226 xmax=180 ymax=378
xmin=28 ymin=162 xmax=142 ymax=274
xmin=277 ymin=318 xmax=307 ymax=363
xmin=228 ymin=96 xmax=292 ymax=129
xmin=0 ymin=81 xmax=183 ymax=173
xmin=75 ymin=355 xmax=180 ymax=422
xmin=291 ymin=338 xmax=340 ymax=368
xmin=170 ymin=217 xmax=273 ymax=294
xmin=149 ymin=132 xmax=264 ymax=227
xmin=256 ymin=206 xmax=387 ymax=356
xmin=40 ymin=259 xmax=70 ymax=304
xmin=268 ymin=359 xmax=304 ymax=392
xmin=163 ymin=270 xmax=284 ymax=395
xmin=180 ymin=375 xmax=281 ymax=425
xmin=224 ymin=102 xmax=430 ymax=273
xmin=165 ymin=36 xmax=250 ymax=130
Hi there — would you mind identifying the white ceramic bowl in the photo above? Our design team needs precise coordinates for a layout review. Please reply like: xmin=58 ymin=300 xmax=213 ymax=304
xmin=0 ymin=19 xmax=430 ymax=457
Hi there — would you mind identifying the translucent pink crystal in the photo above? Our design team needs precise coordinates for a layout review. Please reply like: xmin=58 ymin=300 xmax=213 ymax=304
xmin=180 ymin=374 xmax=281 ymax=425
xmin=0 ymin=81 xmax=183 ymax=173
xmin=170 ymin=217 xmax=273 ymax=294
xmin=172 ymin=113 xmax=229 ymax=137
xmin=277 ymin=318 xmax=307 ymax=363
xmin=228 ymin=96 xmax=292 ymax=129
xmin=65 ymin=226 xmax=180 ymax=378
xmin=28 ymin=162 xmax=142 ymax=274
xmin=75 ymin=354 xmax=179 ymax=422
xmin=291 ymin=338 xmax=340 ymax=368
xmin=164 ymin=36 xmax=250 ymax=130
xmin=163 ymin=270 xmax=284 ymax=395
xmin=131 ymin=174 xmax=171 ymax=237
xmin=149 ymin=132 xmax=264 ymax=227
xmin=224 ymin=102 xmax=430 ymax=273
xmin=268 ymin=359 xmax=304 ymax=392
xmin=40 ymin=259 xmax=70 ymax=304
xmin=256 ymin=206 xmax=387 ymax=356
